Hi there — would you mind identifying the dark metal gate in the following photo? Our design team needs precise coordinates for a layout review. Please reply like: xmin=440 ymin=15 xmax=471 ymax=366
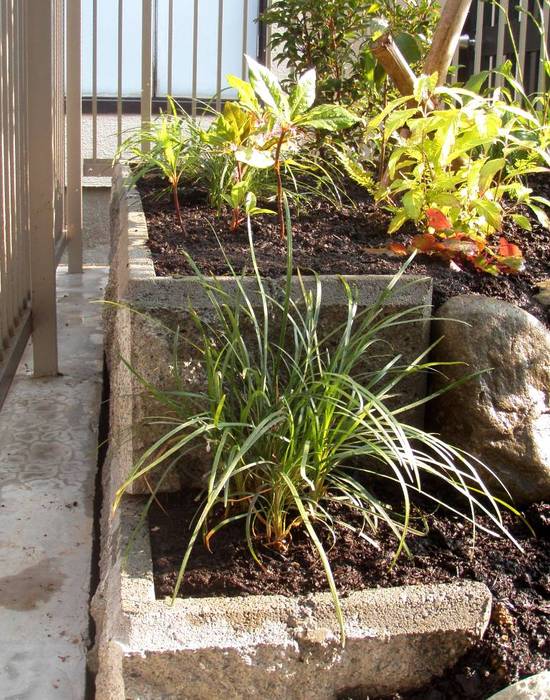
xmin=456 ymin=0 xmax=549 ymax=93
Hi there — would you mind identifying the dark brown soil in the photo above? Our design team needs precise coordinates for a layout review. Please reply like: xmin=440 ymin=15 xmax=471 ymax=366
xmin=137 ymin=174 xmax=550 ymax=325
xmin=149 ymin=491 xmax=549 ymax=699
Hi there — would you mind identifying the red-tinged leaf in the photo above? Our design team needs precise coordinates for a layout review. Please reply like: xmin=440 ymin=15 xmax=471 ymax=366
xmin=425 ymin=208 xmax=452 ymax=231
xmin=440 ymin=238 xmax=480 ymax=256
xmin=498 ymin=236 xmax=522 ymax=259
xmin=411 ymin=233 xmax=439 ymax=252
xmin=388 ymin=241 xmax=408 ymax=256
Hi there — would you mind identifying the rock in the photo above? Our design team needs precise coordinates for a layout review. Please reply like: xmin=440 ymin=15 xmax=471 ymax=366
xmin=534 ymin=279 xmax=550 ymax=309
xmin=488 ymin=670 xmax=550 ymax=699
xmin=429 ymin=295 xmax=550 ymax=505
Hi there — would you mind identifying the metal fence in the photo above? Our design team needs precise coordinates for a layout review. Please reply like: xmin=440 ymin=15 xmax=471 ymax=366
xmin=82 ymin=0 xmax=549 ymax=174
xmin=0 ymin=0 xmax=82 ymax=408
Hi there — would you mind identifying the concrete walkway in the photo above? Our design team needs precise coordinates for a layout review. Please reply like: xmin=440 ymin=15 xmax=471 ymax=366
xmin=0 ymin=189 xmax=110 ymax=700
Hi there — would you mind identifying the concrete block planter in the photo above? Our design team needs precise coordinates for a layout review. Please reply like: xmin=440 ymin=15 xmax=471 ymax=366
xmin=91 ymin=486 xmax=492 ymax=700
xmin=92 ymin=168 xmax=508 ymax=700
xmin=105 ymin=166 xmax=433 ymax=494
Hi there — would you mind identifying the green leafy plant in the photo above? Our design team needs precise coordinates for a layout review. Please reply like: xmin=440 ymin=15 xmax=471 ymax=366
xmin=199 ymin=101 xmax=276 ymax=230
xmin=342 ymin=75 xmax=550 ymax=274
xmin=227 ymin=56 xmax=358 ymax=238
xmin=114 ymin=214 xmax=519 ymax=644
xmin=260 ymin=0 xmax=438 ymax=104
xmin=118 ymin=97 xmax=192 ymax=232
xmin=260 ymin=0 xmax=439 ymax=123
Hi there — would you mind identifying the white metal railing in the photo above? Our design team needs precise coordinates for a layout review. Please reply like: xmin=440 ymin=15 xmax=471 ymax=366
xmin=0 ymin=0 xmax=83 ymax=408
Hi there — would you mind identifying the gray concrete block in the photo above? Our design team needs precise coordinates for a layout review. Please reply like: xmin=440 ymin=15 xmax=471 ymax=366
xmin=91 ymin=493 xmax=492 ymax=700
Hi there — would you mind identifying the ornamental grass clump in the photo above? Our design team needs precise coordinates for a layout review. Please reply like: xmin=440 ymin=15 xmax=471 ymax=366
xmin=115 ymin=212 xmax=519 ymax=644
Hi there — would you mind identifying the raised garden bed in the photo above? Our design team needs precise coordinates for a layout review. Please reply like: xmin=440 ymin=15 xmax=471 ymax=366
xmin=137 ymin=172 xmax=550 ymax=326
xmin=95 ymin=167 xmax=550 ymax=700
xmin=149 ymin=491 xmax=549 ymax=700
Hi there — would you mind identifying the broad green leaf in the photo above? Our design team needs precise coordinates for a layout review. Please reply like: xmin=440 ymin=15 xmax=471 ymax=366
xmin=430 ymin=193 xmax=461 ymax=209
xmin=464 ymin=71 xmax=490 ymax=95
xmin=289 ymin=68 xmax=316 ymax=117
xmin=227 ymin=74 xmax=260 ymax=114
xmin=529 ymin=204 xmax=550 ymax=229
xmin=394 ymin=32 xmax=421 ymax=63
xmin=235 ymin=147 xmax=275 ymax=169
xmin=297 ymin=104 xmax=358 ymax=131
xmin=473 ymin=199 xmax=502 ymax=230
xmin=368 ymin=95 xmax=412 ymax=131
xmin=479 ymin=158 xmax=505 ymax=192
xmin=402 ymin=190 xmax=423 ymax=221
xmin=511 ymin=214 xmax=532 ymax=231
xmin=245 ymin=55 xmax=289 ymax=120
xmin=384 ymin=108 xmax=418 ymax=138
xmin=388 ymin=210 xmax=409 ymax=233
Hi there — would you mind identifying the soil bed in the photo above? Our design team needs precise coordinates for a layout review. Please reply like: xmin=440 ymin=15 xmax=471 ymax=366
xmin=149 ymin=492 xmax=549 ymax=700
xmin=137 ymin=174 xmax=550 ymax=324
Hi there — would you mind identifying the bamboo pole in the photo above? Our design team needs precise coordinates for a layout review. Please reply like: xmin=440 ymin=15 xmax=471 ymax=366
xmin=423 ymin=0 xmax=472 ymax=85
xmin=371 ymin=33 xmax=416 ymax=96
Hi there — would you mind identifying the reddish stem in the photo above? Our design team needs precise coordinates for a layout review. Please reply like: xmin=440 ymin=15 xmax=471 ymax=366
xmin=173 ymin=182 xmax=185 ymax=234
xmin=274 ymin=128 xmax=287 ymax=240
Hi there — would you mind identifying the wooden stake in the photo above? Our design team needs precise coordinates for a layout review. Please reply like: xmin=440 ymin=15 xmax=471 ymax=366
xmin=423 ymin=0 xmax=473 ymax=85
xmin=371 ymin=33 xmax=416 ymax=97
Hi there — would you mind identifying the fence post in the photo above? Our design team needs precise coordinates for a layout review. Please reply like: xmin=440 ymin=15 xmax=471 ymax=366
xmin=141 ymin=0 xmax=153 ymax=151
xmin=26 ymin=0 xmax=58 ymax=376
xmin=67 ymin=0 xmax=83 ymax=274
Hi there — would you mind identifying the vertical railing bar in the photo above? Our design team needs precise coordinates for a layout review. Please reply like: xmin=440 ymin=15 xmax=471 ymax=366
xmin=67 ymin=0 xmax=83 ymax=273
xmin=11 ymin=0 xmax=23 ymax=319
xmin=92 ymin=0 xmax=98 ymax=162
xmin=8 ymin=0 xmax=18 ymax=329
xmin=242 ymin=0 xmax=249 ymax=79
xmin=117 ymin=0 xmax=124 ymax=148
xmin=0 ymin=1 xmax=7 ymax=352
xmin=265 ymin=3 xmax=272 ymax=69
xmin=20 ymin=0 xmax=30 ymax=305
xmin=216 ymin=0 xmax=224 ymax=111
xmin=17 ymin=0 xmax=29 ymax=308
xmin=5 ymin=0 xmax=15 ymax=330
xmin=474 ymin=1 xmax=484 ymax=74
xmin=27 ymin=0 xmax=59 ymax=376
xmin=517 ymin=0 xmax=528 ymax=87
xmin=1 ymin=0 xmax=15 ymax=335
xmin=539 ymin=2 xmax=550 ymax=93
xmin=167 ymin=0 xmax=173 ymax=100
xmin=56 ymin=0 xmax=65 ymax=244
xmin=192 ymin=0 xmax=199 ymax=118
xmin=495 ymin=0 xmax=509 ymax=86
xmin=141 ymin=0 xmax=153 ymax=151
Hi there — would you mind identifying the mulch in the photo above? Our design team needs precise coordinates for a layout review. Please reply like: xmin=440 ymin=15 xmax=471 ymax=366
xmin=137 ymin=173 xmax=550 ymax=325
xmin=149 ymin=491 xmax=549 ymax=700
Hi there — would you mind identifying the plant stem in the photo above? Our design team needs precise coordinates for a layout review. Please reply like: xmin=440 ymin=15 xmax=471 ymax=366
xmin=173 ymin=182 xmax=185 ymax=234
xmin=274 ymin=128 xmax=287 ymax=239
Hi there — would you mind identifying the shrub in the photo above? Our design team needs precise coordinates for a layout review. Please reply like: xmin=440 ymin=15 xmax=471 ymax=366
xmin=340 ymin=75 xmax=550 ymax=274
xmin=115 ymin=214 xmax=519 ymax=643
xmin=260 ymin=0 xmax=439 ymax=118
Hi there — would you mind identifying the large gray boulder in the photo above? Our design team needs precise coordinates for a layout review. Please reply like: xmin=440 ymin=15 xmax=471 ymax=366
xmin=429 ymin=295 xmax=550 ymax=505
xmin=488 ymin=671 xmax=550 ymax=699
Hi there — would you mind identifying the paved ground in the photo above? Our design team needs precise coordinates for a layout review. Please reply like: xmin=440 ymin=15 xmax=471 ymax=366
xmin=0 ymin=189 xmax=110 ymax=700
